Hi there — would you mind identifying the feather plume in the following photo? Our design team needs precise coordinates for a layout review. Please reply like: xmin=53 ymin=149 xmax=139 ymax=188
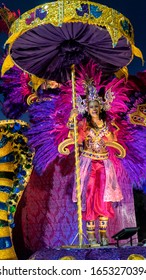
xmin=0 ymin=65 xmax=31 ymax=118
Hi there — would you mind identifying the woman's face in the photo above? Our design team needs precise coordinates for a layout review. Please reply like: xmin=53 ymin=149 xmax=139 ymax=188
xmin=88 ymin=100 xmax=100 ymax=118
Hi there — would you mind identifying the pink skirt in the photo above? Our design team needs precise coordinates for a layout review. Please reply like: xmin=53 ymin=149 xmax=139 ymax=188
xmin=72 ymin=156 xmax=123 ymax=221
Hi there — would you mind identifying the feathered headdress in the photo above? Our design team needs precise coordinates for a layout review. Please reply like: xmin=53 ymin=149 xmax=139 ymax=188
xmin=76 ymin=77 xmax=115 ymax=114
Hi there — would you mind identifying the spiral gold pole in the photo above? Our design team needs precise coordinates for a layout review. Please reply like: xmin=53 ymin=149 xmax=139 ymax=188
xmin=71 ymin=64 xmax=83 ymax=247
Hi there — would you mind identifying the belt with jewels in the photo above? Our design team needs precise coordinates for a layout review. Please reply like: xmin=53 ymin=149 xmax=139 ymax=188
xmin=81 ymin=150 xmax=108 ymax=160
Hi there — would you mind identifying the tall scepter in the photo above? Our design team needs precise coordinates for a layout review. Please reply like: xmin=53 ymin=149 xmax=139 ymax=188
xmin=70 ymin=64 xmax=83 ymax=247
xmin=58 ymin=64 xmax=85 ymax=248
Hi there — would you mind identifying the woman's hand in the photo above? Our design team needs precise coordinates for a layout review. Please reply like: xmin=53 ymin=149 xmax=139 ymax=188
xmin=104 ymin=130 xmax=117 ymax=142
xmin=106 ymin=131 xmax=116 ymax=142
xmin=67 ymin=108 xmax=79 ymax=129
xmin=69 ymin=108 xmax=79 ymax=120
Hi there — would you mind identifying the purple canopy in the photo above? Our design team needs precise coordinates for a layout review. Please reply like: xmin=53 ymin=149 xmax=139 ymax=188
xmin=10 ymin=22 xmax=132 ymax=83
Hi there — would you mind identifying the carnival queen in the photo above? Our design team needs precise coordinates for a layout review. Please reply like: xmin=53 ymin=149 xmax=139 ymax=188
xmin=68 ymin=84 xmax=124 ymax=246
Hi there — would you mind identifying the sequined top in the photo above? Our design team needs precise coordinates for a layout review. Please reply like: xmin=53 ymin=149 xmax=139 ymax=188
xmin=78 ymin=119 xmax=110 ymax=160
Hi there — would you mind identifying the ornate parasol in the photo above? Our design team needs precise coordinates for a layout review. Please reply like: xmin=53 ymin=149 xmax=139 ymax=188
xmin=1 ymin=1 xmax=143 ymax=82
xmin=1 ymin=0 xmax=143 ymax=248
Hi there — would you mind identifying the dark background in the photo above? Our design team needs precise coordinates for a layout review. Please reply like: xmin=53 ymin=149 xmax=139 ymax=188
xmin=0 ymin=0 xmax=146 ymax=243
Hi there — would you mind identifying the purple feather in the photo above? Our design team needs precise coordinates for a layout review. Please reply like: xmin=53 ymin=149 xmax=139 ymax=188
xmin=26 ymin=97 xmax=71 ymax=175
xmin=0 ymin=65 xmax=31 ymax=118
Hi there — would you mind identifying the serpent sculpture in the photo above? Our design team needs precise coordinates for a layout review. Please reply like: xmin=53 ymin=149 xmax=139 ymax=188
xmin=0 ymin=120 xmax=33 ymax=260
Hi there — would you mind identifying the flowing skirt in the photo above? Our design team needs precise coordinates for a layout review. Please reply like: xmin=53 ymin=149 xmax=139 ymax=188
xmin=72 ymin=156 xmax=123 ymax=221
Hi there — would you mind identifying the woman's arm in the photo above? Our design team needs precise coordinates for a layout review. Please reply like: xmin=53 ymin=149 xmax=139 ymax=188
xmin=104 ymin=121 xmax=118 ymax=142
xmin=67 ymin=109 xmax=86 ymax=144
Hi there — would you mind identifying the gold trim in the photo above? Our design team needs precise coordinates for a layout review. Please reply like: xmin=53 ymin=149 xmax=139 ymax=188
xmin=105 ymin=141 xmax=126 ymax=158
xmin=0 ymin=247 xmax=17 ymax=260
xmin=0 ymin=163 xmax=14 ymax=172
xmin=115 ymin=66 xmax=129 ymax=79
xmin=8 ymin=1 xmax=135 ymax=46
xmin=0 ymin=178 xmax=13 ymax=187
xmin=58 ymin=138 xmax=74 ymax=155
xmin=0 ymin=192 xmax=9 ymax=203
xmin=129 ymin=103 xmax=146 ymax=126
xmin=30 ymin=74 xmax=46 ymax=91
xmin=1 ymin=54 xmax=14 ymax=77
xmin=0 ymin=119 xmax=28 ymax=127
xmin=99 ymin=216 xmax=108 ymax=221
xmin=26 ymin=93 xmax=38 ymax=106
xmin=0 ymin=210 xmax=7 ymax=220
xmin=127 ymin=254 xmax=145 ymax=260
xmin=132 ymin=45 xmax=144 ymax=64
xmin=0 ymin=227 xmax=10 ymax=238
xmin=0 ymin=142 xmax=13 ymax=157
xmin=59 ymin=256 xmax=76 ymax=260
xmin=82 ymin=150 xmax=108 ymax=160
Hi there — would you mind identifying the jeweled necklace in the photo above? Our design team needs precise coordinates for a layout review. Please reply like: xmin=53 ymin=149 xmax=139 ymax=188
xmin=91 ymin=119 xmax=104 ymax=130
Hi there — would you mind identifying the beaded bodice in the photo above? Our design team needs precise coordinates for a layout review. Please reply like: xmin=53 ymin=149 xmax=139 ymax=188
xmin=82 ymin=123 xmax=109 ymax=160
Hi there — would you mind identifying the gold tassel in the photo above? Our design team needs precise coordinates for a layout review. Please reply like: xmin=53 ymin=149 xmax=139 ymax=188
xmin=115 ymin=66 xmax=129 ymax=80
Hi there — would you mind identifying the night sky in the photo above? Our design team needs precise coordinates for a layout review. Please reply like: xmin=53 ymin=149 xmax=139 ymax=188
xmin=0 ymin=0 xmax=146 ymax=119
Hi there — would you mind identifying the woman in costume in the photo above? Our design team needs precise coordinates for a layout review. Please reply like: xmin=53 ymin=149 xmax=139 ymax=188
xmin=67 ymin=83 xmax=123 ymax=246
